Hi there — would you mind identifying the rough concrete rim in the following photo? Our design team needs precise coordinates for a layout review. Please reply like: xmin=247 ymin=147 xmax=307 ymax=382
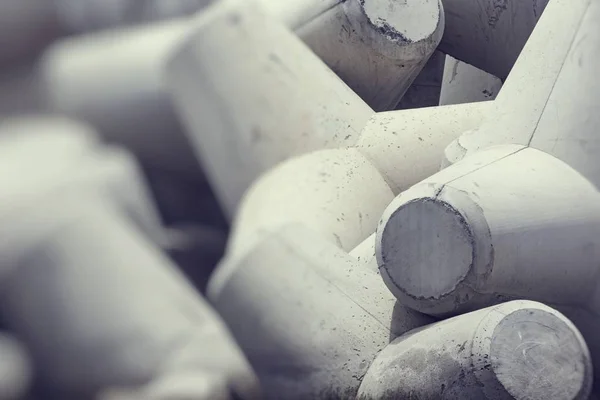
xmin=491 ymin=308 xmax=591 ymax=400
xmin=377 ymin=196 xmax=474 ymax=300
xmin=359 ymin=0 xmax=442 ymax=44
xmin=471 ymin=302 xmax=593 ymax=400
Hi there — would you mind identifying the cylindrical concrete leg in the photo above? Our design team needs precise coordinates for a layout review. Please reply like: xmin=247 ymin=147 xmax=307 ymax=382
xmin=443 ymin=0 xmax=592 ymax=166
xmin=165 ymin=0 xmax=374 ymax=215
xmin=358 ymin=301 xmax=593 ymax=400
xmin=208 ymin=224 xmax=433 ymax=399
xmin=376 ymin=145 xmax=600 ymax=316
xmin=287 ymin=0 xmax=445 ymax=111
xmin=375 ymin=144 xmax=600 ymax=383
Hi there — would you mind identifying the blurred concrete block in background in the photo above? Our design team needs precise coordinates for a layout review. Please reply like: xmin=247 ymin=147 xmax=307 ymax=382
xmin=0 ymin=198 xmax=259 ymax=399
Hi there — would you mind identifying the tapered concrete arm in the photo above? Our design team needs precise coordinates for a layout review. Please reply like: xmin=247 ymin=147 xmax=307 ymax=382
xmin=445 ymin=0 xmax=599 ymax=185
xmin=275 ymin=0 xmax=445 ymax=110
xmin=41 ymin=19 xmax=201 ymax=177
xmin=439 ymin=0 xmax=549 ymax=79
xmin=43 ymin=0 xmax=443 ymax=189
xmin=357 ymin=300 xmax=592 ymax=400
xmin=0 ymin=197 xmax=260 ymax=399
xmin=227 ymin=100 xmax=492 ymax=258
xmin=356 ymin=101 xmax=492 ymax=194
xmin=165 ymin=0 xmax=374 ymax=216
xmin=208 ymin=224 xmax=434 ymax=399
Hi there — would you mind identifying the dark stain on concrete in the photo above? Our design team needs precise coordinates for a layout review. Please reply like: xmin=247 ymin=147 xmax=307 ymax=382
xmin=357 ymin=0 xmax=412 ymax=43
xmin=487 ymin=0 xmax=508 ymax=28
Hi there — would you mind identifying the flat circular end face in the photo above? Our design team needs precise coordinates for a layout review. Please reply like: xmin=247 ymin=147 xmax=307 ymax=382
xmin=379 ymin=198 xmax=473 ymax=299
xmin=361 ymin=0 xmax=441 ymax=43
xmin=491 ymin=309 xmax=591 ymax=400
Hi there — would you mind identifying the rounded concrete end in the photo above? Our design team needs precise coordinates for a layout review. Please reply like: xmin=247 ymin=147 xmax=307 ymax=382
xmin=376 ymin=184 xmax=493 ymax=315
xmin=347 ymin=0 xmax=444 ymax=61
xmin=378 ymin=197 xmax=473 ymax=299
xmin=360 ymin=0 xmax=442 ymax=44
xmin=473 ymin=302 xmax=593 ymax=400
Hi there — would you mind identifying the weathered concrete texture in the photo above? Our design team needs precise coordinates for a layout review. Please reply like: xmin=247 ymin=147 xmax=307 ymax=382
xmin=439 ymin=0 xmax=549 ymax=79
xmin=166 ymin=0 xmax=374 ymax=216
xmin=0 ymin=198 xmax=260 ymax=399
xmin=226 ymin=92 xmax=493 ymax=265
xmin=375 ymin=145 xmax=600 ymax=384
xmin=208 ymin=224 xmax=433 ymax=399
xmin=41 ymin=19 xmax=201 ymax=177
xmin=439 ymin=55 xmax=503 ymax=106
xmin=357 ymin=301 xmax=592 ymax=400
xmin=289 ymin=0 xmax=445 ymax=111
xmin=227 ymin=148 xmax=393 ymax=260
xmin=45 ymin=0 xmax=443 ymax=193
xmin=349 ymin=232 xmax=378 ymax=273
xmin=0 ymin=334 xmax=32 ymax=400
xmin=356 ymin=101 xmax=492 ymax=194
xmin=445 ymin=0 xmax=600 ymax=189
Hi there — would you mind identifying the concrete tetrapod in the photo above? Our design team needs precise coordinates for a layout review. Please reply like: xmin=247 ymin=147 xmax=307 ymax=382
xmin=209 ymin=224 xmax=592 ymax=399
xmin=166 ymin=0 xmax=374 ymax=215
xmin=444 ymin=0 xmax=600 ymax=186
xmin=227 ymin=97 xmax=492 ymax=259
xmin=43 ymin=0 xmax=443 ymax=182
xmin=375 ymin=144 xmax=600 ymax=383
xmin=0 ymin=196 xmax=260 ymax=399
xmin=209 ymin=224 xmax=434 ymax=399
